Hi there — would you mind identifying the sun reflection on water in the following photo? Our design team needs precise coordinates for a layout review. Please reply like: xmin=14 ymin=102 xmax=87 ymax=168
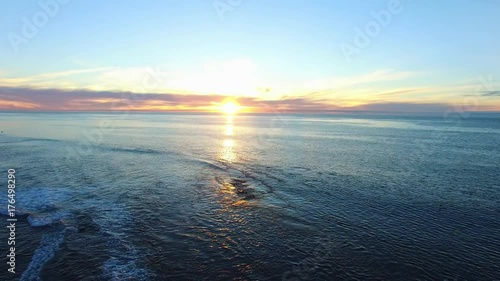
xmin=225 ymin=124 xmax=233 ymax=136
xmin=221 ymin=138 xmax=236 ymax=163
xmin=220 ymin=116 xmax=237 ymax=163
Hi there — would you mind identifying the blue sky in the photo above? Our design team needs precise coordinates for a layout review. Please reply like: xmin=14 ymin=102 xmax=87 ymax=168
xmin=0 ymin=0 xmax=499 ymax=112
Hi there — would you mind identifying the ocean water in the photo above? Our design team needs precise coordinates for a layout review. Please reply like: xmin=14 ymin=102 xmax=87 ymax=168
xmin=0 ymin=112 xmax=499 ymax=281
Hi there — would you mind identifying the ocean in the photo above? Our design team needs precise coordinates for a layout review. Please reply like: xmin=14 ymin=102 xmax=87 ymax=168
xmin=0 ymin=112 xmax=499 ymax=280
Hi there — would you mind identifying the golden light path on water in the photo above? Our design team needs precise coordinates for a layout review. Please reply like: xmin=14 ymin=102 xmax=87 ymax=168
xmin=220 ymin=115 xmax=237 ymax=163
xmin=217 ymin=112 xmax=255 ymax=209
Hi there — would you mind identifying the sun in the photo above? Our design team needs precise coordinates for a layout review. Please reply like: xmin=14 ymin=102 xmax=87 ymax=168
xmin=221 ymin=101 xmax=240 ymax=115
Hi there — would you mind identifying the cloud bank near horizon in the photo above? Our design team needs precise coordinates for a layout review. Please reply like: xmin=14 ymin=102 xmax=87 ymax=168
xmin=1 ymin=86 xmax=495 ymax=113
xmin=1 ymin=65 xmax=499 ymax=113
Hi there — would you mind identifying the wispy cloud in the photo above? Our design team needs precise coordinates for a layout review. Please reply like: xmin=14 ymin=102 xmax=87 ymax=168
xmin=300 ymin=69 xmax=415 ymax=95
xmin=375 ymin=88 xmax=423 ymax=97
xmin=0 ymin=66 xmax=416 ymax=99
xmin=346 ymin=102 xmax=451 ymax=113
xmin=481 ymin=91 xmax=500 ymax=96
xmin=0 ymin=67 xmax=115 ymax=88
xmin=0 ymin=60 xmax=266 ymax=96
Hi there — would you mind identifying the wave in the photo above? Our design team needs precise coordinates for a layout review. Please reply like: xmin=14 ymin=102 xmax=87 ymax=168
xmin=2 ymin=186 xmax=151 ymax=280
xmin=102 ymin=253 xmax=152 ymax=281
xmin=0 ymin=187 xmax=73 ymax=224
xmin=27 ymin=211 xmax=70 ymax=227
xmin=189 ymin=157 xmax=228 ymax=171
xmin=103 ymin=146 xmax=164 ymax=155
xmin=20 ymin=228 xmax=66 ymax=281
xmin=0 ymin=134 xmax=165 ymax=156
xmin=0 ymin=136 xmax=61 ymax=143
xmin=89 ymin=201 xmax=152 ymax=280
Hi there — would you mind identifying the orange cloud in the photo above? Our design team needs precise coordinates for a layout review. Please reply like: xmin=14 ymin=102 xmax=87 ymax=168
xmin=0 ymin=99 xmax=40 ymax=109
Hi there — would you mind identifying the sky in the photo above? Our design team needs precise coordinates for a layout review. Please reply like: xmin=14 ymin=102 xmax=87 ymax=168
xmin=0 ymin=0 xmax=499 ymax=113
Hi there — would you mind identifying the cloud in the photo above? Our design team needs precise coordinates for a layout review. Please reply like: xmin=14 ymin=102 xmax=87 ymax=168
xmin=0 ymin=67 xmax=114 ymax=88
xmin=0 ymin=86 xmax=498 ymax=113
xmin=0 ymin=86 xmax=330 ymax=112
xmin=375 ymin=88 xmax=422 ymax=97
xmin=347 ymin=102 xmax=452 ymax=113
xmin=0 ymin=66 xmax=417 ymax=101
xmin=0 ymin=60 xmax=269 ymax=97
xmin=300 ymin=69 xmax=415 ymax=96
xmin=0 ymin=99 xmax=40 ymax=109
xmin=481 ymin=91 xmax=500 ymax=96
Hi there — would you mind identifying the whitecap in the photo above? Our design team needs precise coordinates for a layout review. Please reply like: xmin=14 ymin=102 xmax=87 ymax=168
xmin=20 ymin=229 xmax=65 ymax=281
xmin=15 ymin=187 xmax=151 ymax=280
xmin=14 ymin=187 xmax=73 ymax=214
xmin=90 ymin=201 xmax=152 ymax=280
xmin=27 ymin=211 xmax=70 ymax=227
xmin=102 ymin=256 xmax=151 ymax=281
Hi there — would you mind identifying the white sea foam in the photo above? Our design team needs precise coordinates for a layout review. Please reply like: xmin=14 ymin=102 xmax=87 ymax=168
xmin=102 ymin=256 xmax=151 ymax=281
xmin=20 ymin=229 xmax=65 ymax=281
xmin=11 ymin=187 xmax=74 ymax=280
xmin=12 ymin=186 xmax=150 ymax=280
xmin=7 ymin=187 xmax=74 ymax=217
xmin=90 ymin=202 xmax=152 ymax=280
xmin=6 ymin=187 xmax=74 ymax=226
xmin=27 ymin=211 xmax=70 ymax=227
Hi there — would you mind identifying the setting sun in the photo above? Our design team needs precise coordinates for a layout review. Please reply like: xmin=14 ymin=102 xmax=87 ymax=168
xmin=221 ymin=101 xmax=240 ymax=115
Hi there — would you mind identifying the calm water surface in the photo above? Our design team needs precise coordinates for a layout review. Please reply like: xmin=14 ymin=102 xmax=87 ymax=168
xmin=0 ymin=112 xmax=499 ymax=280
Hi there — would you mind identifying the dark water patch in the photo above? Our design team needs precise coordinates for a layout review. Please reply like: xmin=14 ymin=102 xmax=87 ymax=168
xmin=100 ymin=146 xmax=164 ymax=155
xmin=189 ymin=157 xmax=228 ymax=171
xmin=215 ymin=177 xmax=258 ymax=204
xmin=0 ymin=136 xmax=63 ymax=143
xmin=222 ymin=165 xmax=294 ymax=208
